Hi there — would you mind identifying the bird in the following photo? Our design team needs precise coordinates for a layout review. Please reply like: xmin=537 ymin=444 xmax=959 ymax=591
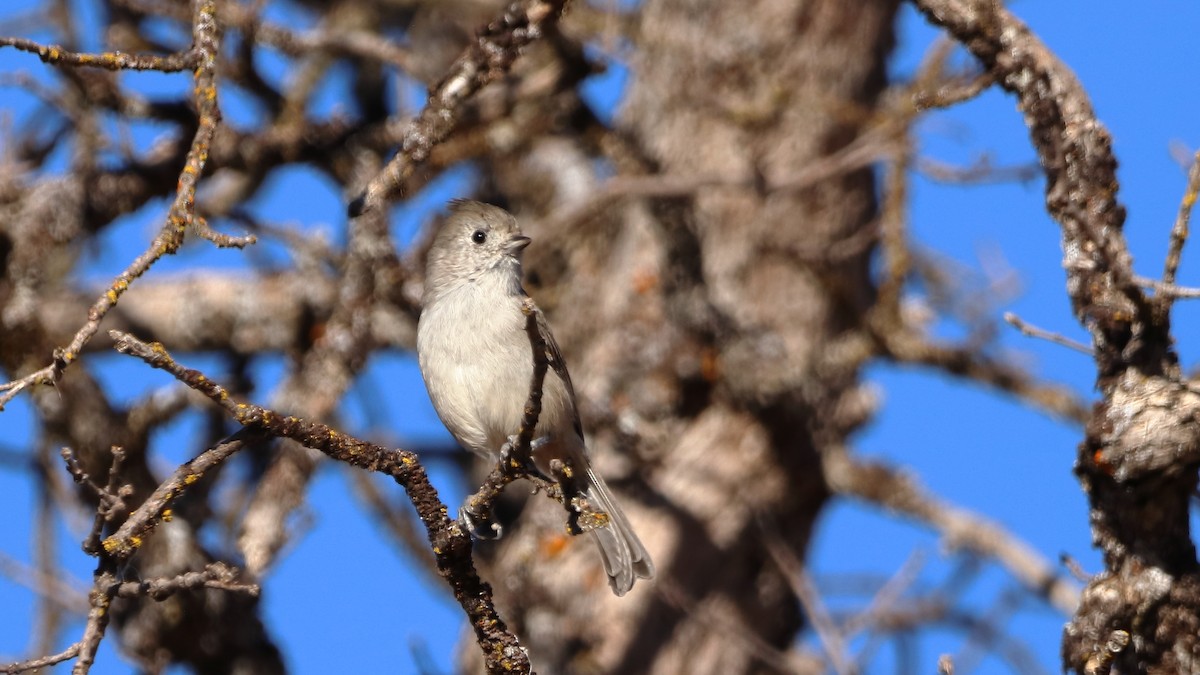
xmin=416 ymin=199 xmax=654 ymax=596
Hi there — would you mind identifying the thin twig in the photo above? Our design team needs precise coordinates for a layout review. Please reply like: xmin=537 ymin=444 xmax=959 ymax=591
xmin=823 ymin=449 xmax=1081 ymax=615
xmin=0 ymin=643 xmax=82 ymax=674
xmin=111 ymin=562 xmax=259 ymax=600
xmin=73 ymin=573 xmax=115 ymax=675
xmin=878 ymin=326 xmax=1090 ymax=424
xmin=536 ymin=127 xmax=898 ymax=237
xmin=910 ymin=38 xmax=995 ymax=111
xmin=350 ymin=0 xmax=570 ymax=215
xmin=844 ymin=550 xmax=927 ymax=638
xmin=913 ymin=0 xmax=1142 ymax=363
xmin=458 ymin=296 xmax=604 ymax=536
xmin=1060 ymin=553 xmax=1091 ymax=583
xmin=763 ymin=527 xmax=855 ymax=675
xmin=0 ymin=36 xmax=198 ymax=71
xmin=915 ymin=156 xmax=1039 ymax=185
xmin=1161 ymin=149 xmax=1200 ymax=292
xmin=1133 ymin=275 xmax=1200 ymax=299
xmin=1003 ymin=312 xmax=1092 ymax=355
xmin=191 ymin=216 xmax=257 ymax=248
xmin=100 ymin=430 xmax=263 ymax=561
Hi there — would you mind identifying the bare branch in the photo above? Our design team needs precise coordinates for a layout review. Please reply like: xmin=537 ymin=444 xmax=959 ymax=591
xmin=823 ymin=449 xmax=1081 ymax=614
xmin=0 ymin=0 xmax=224 ymax=410
xmin=877 ymin=326 xmax=1090 ymax=424
xmin=1003 ymin=312 xmax=1092 ymax=355
xmin=0 ymin=36 xmax=197 ymax=71
xmin=108 ymin=330 xmax=531 ymax=674
xmin=1161 ymin=149 xmax=1200 ymax=292
xmin=100 ymin=431 xmax=260 ymax=561
xmin=350 ymin=0 xmax=571 ymax=214
xmin=1133 ymin=275 xmax=1200 ymax=299
xmin=112 ymin=562 xmax=259 ymax=600
xmin=763 ymin=528 xmax=854 ymax=675
xmin=0 ymin=643 xmax=82 ymax=674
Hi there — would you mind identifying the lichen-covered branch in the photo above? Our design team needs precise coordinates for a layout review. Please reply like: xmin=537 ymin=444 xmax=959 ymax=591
xmin=0 ymin=0 xmax=232 ymax=410
xmin=109 ymin=330 xmax=531 ymax=674
xmin=912 ymin=1 xmax=1200 ymax=672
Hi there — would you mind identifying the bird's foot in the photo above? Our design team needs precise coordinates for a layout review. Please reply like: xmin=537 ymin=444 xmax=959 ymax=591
xmin=500 ymin=434 xmax=551 ymax=481
xmin=458 ymin=503 xmax=503 ymax=540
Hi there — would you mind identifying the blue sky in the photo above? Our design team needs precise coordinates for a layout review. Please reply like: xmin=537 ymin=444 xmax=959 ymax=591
xmin=2 ymin=1 xmax=1200 ymax=673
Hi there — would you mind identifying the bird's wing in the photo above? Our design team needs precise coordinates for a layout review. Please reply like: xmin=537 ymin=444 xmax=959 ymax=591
xmin=533 ymin=302 xmax=584 ymax=440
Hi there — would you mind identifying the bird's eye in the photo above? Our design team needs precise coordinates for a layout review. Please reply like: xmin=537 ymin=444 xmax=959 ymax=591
xmin=471 ymin=230 xmax=487 ymax=244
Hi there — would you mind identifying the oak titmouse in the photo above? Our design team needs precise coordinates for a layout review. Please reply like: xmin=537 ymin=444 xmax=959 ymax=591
xmin=416 ymin=200 xmax=654 ymax=596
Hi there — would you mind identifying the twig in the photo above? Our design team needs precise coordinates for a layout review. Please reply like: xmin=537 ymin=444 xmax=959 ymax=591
xmin=1133 ymin=275 xmax=1200 ymax=299
xmin=235 ymin=0 xmax=559 ymax=573
xmin=59 ymin=446 xmax=134 ymax=555
xmin=823 ymin=450 xmax=1081 ymax=615
xmin=0 ymin=0 xmax=223 ymax=411
xmin=536 ymin=127 xmax=898 ymax=237
xmin=844 ymin=550 xmax=927 ymax=638
xmin=1003 ymin=312 xmax=1092 ymax=355
xmin=112 ymin=562 xmax=259 ymax=600
xmin=349 ymin=0 xmax=570 ymax=215
xmin=1060 ymin=553 xmax=1091 ymax=583
xmin=191 ymin=216 xmax=257 ymax=249
xmin=100 ymin=430 xmax=262 ymax=561
xmin=910 ymin=39 xmax=995 ymax=111
xmin=0 ymin=36 xmax=198 ymax=71
xmin=1161 ymin=149 xmax=1200 ymax=292
xmin=459 ymin=296 xmax=600 ymax=536
xmin=915 ymin=156 xmax=1039 ymax=185
xmin=0 ymin=643 xmax=82 ymax=674
xmin=512 ymin=298 xmax=548 ymax=457
xmin=877 ymin=326 xmax=1090 ymax=424
xmin=912 ymin=0 xmax=1141 ymax=359
xmin=763 ymin=528 xmax=855 ymax=675
xmin=108 ymin=330 xmax=531 ymax=674
xmin=73 ymin=573 xmax=116 ymax=675
xmin=0 ymin=551 xmax=89 ymax=614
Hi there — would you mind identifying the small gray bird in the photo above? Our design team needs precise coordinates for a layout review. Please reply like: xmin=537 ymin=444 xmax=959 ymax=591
xmin=417 ymin=199 xmax=654 ymax=596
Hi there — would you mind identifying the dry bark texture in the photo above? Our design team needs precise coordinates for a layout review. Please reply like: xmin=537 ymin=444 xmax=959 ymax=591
xmin=911 ymin=2 xmax=1200 ymax=673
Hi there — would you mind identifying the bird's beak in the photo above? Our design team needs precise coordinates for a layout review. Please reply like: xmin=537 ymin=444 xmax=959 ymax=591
xmin=506 ymin=235 xmax=532 ymax=253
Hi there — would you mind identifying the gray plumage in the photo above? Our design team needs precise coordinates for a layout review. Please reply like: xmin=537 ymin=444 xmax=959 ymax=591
xmin=416 ymin=199 xmax=654 ymax=596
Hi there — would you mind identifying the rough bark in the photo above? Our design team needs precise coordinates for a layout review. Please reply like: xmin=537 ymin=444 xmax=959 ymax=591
xmin=913 ymin=1 xmax=1200 ymax=672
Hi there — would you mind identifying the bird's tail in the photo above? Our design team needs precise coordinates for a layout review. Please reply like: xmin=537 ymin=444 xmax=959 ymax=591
xmin=583 ymin=467 xmax=655 ymax=596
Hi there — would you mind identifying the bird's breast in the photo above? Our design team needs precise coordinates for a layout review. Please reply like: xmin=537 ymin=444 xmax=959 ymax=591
xmin=418 ymin=278 xmax=533 ymax=456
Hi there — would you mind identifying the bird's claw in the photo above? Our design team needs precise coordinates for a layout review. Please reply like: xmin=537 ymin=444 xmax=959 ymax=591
xmin=501 ymin=434 xmax=551 ymax=481
xmin=459 ymin=504 xmax=503 ymax=540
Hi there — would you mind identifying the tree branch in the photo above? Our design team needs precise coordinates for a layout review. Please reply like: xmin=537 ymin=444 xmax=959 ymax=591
xmin=108 ymin=330 xmax=531 ymax=674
